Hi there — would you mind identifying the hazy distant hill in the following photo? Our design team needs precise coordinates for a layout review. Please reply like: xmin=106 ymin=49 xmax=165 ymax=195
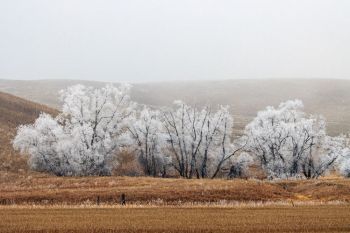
xmin=0 ymin=91 xmax=57 ymax=172
xmin=0 ymin=79 xmax=349 ymax=136
xmin=0 ymin=79 xmax=106 ymax=109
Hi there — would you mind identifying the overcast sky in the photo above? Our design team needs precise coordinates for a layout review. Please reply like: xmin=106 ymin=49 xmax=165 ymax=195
xmin=1 ymin=0 xmax=350 ymax=82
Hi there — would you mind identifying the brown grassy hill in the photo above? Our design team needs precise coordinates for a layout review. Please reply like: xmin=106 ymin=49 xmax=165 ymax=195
xmin=1 ymin=79 xmax=350 ymax=136
xmin=0 ymin=92 xmax=57 ymax=172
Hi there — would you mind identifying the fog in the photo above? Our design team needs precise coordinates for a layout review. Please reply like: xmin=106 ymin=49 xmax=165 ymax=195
xmin=1 ymin=0 xmax=350 ymax=82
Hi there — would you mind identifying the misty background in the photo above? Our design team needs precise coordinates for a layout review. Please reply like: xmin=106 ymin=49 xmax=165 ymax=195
xmin=1 ymin=0 xmax=350 ymax=82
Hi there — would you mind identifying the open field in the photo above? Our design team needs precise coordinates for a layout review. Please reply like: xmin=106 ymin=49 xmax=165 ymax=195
xmin=1 ymin=172 xmax=350 ymax=205
xmin=0 ymin=205 xmax=349 ymax=233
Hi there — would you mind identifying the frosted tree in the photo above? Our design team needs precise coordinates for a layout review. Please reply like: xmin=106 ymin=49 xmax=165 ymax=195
xmin=244 ymin=100 xmax=347 ymax=179
xmin=200 ymin=106 xmax=246 ymax=179
xmin=126 ymin=107 xmax=171 ymax=177
xmin=162 ymin=101 xmax=244 ymax=178
xmin=301 ymin=135 xmax=348 ymax=178
xmin=162 ymin=101 xmax=207 ymax=178
xmin=336 ymin=140 xmax=350 ymax=177
xmin=13 ymin=84 xmax=134 ymax=176
xmin=58 ymin=84 xmax=135 ymax=175
xmin=340 ymin=158 xmax=350 ymax=177
xmin=13 ymin=113 xmax=77 ymax=175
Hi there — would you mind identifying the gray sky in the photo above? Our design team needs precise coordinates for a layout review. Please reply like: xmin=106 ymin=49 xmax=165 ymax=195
xmin=1 ymin=0 xmax=350 ymax=82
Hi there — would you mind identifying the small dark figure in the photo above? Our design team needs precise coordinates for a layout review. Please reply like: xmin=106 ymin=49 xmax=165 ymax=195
xmin=97 ymin=196 xmax=100 ymax=205
xmin=120 ymin=193 xmax=126 ymax=205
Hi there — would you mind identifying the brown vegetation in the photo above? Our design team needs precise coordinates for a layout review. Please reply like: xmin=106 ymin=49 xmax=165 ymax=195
xmin=112 ymin=150 xmax=144 ymax=177
xmin=1 ymin=172 xmax=350 ymax=205
xmin=0 ymin=205 xmax=349 ymax=233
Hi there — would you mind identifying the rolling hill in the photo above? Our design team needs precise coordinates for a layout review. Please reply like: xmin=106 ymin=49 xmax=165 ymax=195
xmin=0 ymin=91 xmax=57 ymax=172
xmin=0 ymin=79 xmax=350 ymax=136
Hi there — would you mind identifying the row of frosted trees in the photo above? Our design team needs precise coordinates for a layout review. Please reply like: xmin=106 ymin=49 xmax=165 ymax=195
xmin=13 ymin=84 xmax=350 ymax=179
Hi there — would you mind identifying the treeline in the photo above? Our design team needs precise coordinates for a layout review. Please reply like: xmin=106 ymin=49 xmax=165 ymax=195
xmin=13 ymin=84 xmax=350 ymax=179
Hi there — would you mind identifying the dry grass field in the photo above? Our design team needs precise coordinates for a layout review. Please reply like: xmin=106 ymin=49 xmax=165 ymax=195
xmin=0 ymin=205 xmax=349 ymax=233
xmin=1 ymin=172 xmax=350 ymax=205
xmin=1 ymin=173 xmax=349 ymax=233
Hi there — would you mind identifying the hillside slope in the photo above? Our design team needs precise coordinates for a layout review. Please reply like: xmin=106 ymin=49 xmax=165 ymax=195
xmin=0 ymin=92 xmax=57 ymax=172
xmin=0 ymin=79 xmax=350 ymax=135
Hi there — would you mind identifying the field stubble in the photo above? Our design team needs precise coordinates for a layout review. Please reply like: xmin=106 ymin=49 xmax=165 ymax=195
xmin=0 ymin=205 xmax=349 ymax=233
